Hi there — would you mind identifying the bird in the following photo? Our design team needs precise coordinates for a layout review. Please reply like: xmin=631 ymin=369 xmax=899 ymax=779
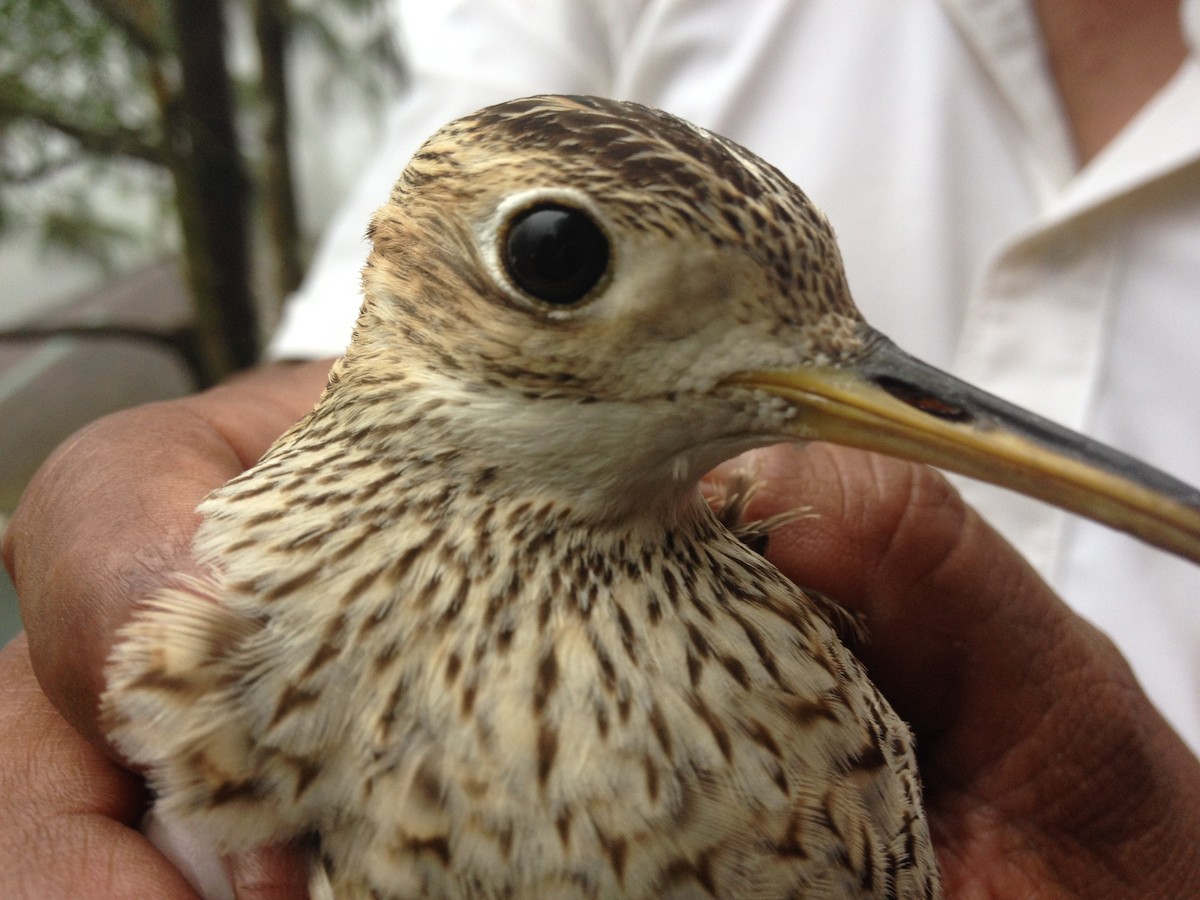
xmin=102 ymin=95 xmax=1200 ymax=899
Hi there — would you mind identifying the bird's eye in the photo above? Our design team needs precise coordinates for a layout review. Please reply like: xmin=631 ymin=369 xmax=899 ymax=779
xmin=502 ymin=204 xmax=610 ymax=306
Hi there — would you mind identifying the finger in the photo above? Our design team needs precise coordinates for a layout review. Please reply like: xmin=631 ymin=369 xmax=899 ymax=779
xmin=4 ymin=360 xmax=333 ymax=748
xmin=8 ymin=405 xmax=242 ymax=747
xmin=718 ymin=442 xmax=1200 ymax=893
xmin=226 ymin=844 xmax=311 ymax=900
xmin=0 ymin=634 xmax=199 ymax=897
xmin=709 ymin=441 xmax=1019 ymax=736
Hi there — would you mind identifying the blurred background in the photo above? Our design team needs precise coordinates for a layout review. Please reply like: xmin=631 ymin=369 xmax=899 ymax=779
xmin=0 ymin=0 xmax=407 ymax=643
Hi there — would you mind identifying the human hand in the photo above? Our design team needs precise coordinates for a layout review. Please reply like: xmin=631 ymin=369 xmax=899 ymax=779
xmin=2 ymin=359 xmax=332 ymax=899
xmin=713 ymin=443 xmax=1200 ymax=898
xmin=4 ymin=358 xmax=334 ymax=748
xmin=0 ymin=632 xmax=200 ymax=897
xmin=0 ymin=631 xmax=313 ymax=899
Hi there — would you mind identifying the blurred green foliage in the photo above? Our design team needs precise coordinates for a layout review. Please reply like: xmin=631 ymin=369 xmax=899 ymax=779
xmin=0 ymin=0 xmax=403 ymax=382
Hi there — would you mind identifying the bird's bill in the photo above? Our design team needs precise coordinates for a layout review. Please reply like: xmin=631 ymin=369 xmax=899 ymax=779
xmin=727 ymin=334 xmax=1200 ymax=566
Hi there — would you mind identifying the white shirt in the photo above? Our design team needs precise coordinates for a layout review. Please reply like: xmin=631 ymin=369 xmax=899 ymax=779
xmin=271 ymin=0 xmax=1200 ymax=754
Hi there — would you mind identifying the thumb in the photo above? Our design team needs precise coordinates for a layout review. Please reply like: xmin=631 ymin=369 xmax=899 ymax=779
xmin=712 ymin=442 xmax=1200 ymax=894
xmin=226 ymin=845 xmax=311 ymax=900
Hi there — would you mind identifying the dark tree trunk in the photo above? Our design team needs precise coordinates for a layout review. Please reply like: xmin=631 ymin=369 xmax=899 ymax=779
xmin=165 ymin=0 xmax=258 ymax=381
xmin=253 ymin=0 xmax=304 ymax=305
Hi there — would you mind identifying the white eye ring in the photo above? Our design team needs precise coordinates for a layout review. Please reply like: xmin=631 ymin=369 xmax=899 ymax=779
xmin=480 ymin=187 xmax=613 ymax=313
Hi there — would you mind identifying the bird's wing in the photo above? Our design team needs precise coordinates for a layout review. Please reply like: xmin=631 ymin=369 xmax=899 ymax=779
xmin=103 ymin=575 xmax=305 ymax=847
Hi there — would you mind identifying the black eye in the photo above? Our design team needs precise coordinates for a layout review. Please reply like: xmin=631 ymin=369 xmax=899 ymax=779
xmin=503 ymin=204 xmax=610 ymax=305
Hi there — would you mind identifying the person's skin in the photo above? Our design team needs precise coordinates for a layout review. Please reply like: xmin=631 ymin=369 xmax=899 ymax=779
xmin=3 ymin=361 xmax=331 ymax=898
xmin=717 ymin=445 xmax=1200 ymax=897
xmin=1032 ymin=0 xmax=1187 ymax=164
xmin=5 ymin=408 xmax=1200 ymax=896
xmin=7 ymin=359 xmax=335 ymax=749
xmin=0 ymin=628 xmax=308 ymax=898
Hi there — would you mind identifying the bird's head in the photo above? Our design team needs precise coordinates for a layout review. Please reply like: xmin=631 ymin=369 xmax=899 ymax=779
xmin=338 ymin=95 xmax=1200 ymax=558
xmin=356 ymin=95 xmax=863 ymax=392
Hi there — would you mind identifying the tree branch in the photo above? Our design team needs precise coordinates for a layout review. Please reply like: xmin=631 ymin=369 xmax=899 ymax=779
xmin=0 ymin=147 xmax=89 ymax=186
xmin=88 ymin=0 xmax=168 ymax=59
xmin=0 ymin=85 xmax=165 ymax=166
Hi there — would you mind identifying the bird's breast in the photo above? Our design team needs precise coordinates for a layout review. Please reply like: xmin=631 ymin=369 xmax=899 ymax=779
xmin=258 ymin=508 xmax=933 ymax=897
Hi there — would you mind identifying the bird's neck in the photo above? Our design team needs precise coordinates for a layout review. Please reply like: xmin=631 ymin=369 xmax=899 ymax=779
xmin=300 ymin=364 xmax=752 ymax=527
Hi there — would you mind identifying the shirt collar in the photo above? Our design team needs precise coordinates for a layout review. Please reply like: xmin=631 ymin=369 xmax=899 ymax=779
xmin=939 ymin=0 xmax=1076 ymax=198
xmin=1185 ymin=0 xmax=1200 ymax=54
